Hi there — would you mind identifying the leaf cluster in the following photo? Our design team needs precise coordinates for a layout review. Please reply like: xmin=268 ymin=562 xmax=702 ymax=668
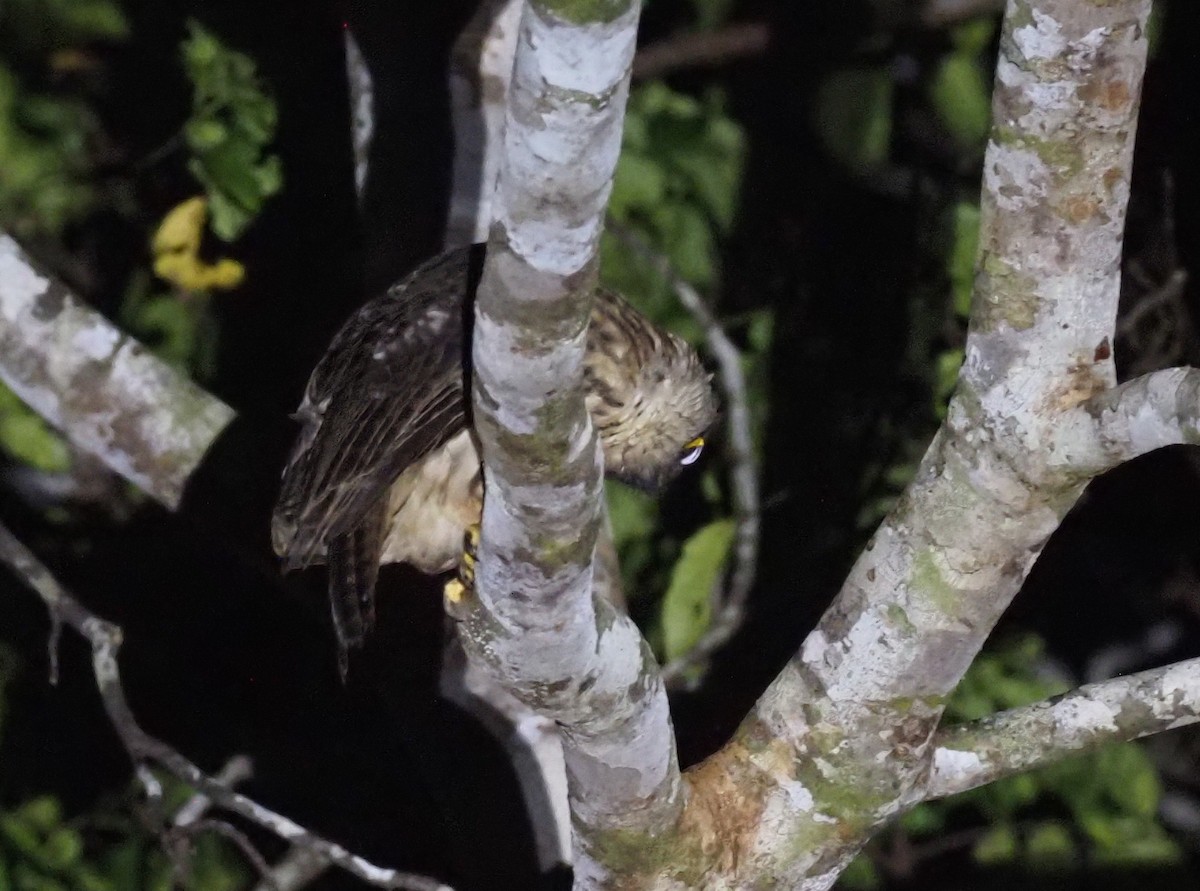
xmin=599 ymin=76 xmax=766 ymax=665
xmin=0 ymin=787 xmax=247 ymax=891
xmin=180 ymin=21 xmax=280 ymax=243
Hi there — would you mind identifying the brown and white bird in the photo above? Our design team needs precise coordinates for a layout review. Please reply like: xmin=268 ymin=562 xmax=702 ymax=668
xmin=272 ymin=244 xmax=717 ymax=670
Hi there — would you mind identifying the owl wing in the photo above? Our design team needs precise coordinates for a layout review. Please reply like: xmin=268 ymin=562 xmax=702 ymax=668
xmin=271 ymin=245 xmax=481 ymax=572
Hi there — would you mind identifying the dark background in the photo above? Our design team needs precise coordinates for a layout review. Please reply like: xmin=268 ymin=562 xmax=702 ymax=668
xmin=3 ymin=1 xmax=1200 ymax=888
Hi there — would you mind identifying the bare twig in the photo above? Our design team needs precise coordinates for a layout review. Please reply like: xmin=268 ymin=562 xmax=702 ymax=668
xmin=610 ymin=225 xmax=761 ymax=686
xmin=173 ymin=755 xmax=255 ymax=828
xmin=0 ymin=520 xmax=451 ymax=891
xmin=632 ymin=22 xmax=770 ymax=81
xmin=253 ymin=846 xmax=329 ymax=891
xmin=179 ymin=818 xmax=281 ymax=891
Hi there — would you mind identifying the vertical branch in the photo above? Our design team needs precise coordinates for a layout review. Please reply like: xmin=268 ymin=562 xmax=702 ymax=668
xmin=445 ymin=0 xmax=524 ymax=247
xmin=454 ymin=1 xmax=683 ymax=885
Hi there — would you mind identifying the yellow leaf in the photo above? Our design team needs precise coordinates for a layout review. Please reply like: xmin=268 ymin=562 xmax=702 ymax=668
xmin=151 ymin=196 xmax=245 ymax=291
xmin=152 ymin=196 xmax=207 ymax=256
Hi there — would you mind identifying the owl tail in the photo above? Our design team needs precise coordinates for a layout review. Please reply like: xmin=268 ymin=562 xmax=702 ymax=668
xmin=325 ymin=506 xmax=384 ymax=680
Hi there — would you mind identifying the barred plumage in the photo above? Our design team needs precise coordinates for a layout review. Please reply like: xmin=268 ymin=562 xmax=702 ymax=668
xmin=272 ymin=244 xmax=717 ymax=671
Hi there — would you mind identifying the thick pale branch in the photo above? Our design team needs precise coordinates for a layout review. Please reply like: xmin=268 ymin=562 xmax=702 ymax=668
xmin=1046 ymin=367 xmax=1200 ymax=474
xmin=0 ymin=521 xmax=449 ymax=891
xmin=457 ymin=1 xmax=681 ymax=886
xmin=622 ymin=4 xmax=1157 ymax=888
xmin=926 ymin=657 xmax=1200 ymax=800
xmin=0 ymin=234 xmax=232 ymax=509
xmin=446 ymin=0 xmax=523 ymax=247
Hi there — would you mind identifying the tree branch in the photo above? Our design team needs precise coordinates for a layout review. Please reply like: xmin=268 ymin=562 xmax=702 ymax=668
xmin=453 ymin=1 xmax=682 ymax=885
xmin=0 ymin=234 xmax=233 ymax=509
xmin=631 ymin=22 xmax=769 ymax=81
xmin=925 ymin=657 xmax=1200 ymax=800
xmin=445 ymin=0 xmax=523 ymax=247
xmin=0 ymin=520 xmax=450 ymax=891
xmin=1044 ymin=367 xmax=1200 ymax=474
xmin=613 ymin=3 xmax=1160 ymax=887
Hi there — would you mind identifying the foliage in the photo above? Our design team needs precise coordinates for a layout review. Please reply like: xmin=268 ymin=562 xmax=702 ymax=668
xmin=928 ymin=20 xmax=996 ymax=157
xmin=600 ymin=76 xmax=759 ymax=661
xmin=0 ymin=387 xmax=71 ymax=474
xmin=0 ymin=782 xmax=247 ymax=891
xmin=660 ymin=519 xmax=735 ymax=661
xmin=603 ymin=80 xmax=745 ymax=331
xmin=843 ymin=635 xmax=1180 ymax=887
xmin=180 ymin=20 xmax=280 ymax=243
xmin=0 ymin=9 xmax=280 ymax=468
xmin=0 ymin=0 xmax=125 ymax=238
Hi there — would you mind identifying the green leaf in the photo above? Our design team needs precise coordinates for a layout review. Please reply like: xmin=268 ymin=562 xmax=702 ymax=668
xmin=0 ymin=386 xmax=71 ymax=473
xmin=661 ymin=519 xmax=735 ymax=661
xmin=837 ymin=852 xmax=881 ymax=889
xmin=39 ymin=829 xmax=81 ymax=871
xmin=0 ymin=814 xmax=43 ymax=858
xmin=1099 ymin=743 xmax=1160 ymax=818
xmin=610 ymin=153 xmax=668 ymax=220
xmin=948 ymin=202 xmax=980 ymax=318
xmin=815 ymin=68 xmax=893 ymax=171
xmin=929 ymin=54 xmax=991 ymax=152
xmin=949 ymin=18 xmax=997 ymax=56
xmin=972 ymin=824 xmax=1018 ymax=864
xmin=651 ymin=202 xmax=715 ymax=286
xmin=12 ymin=799 xmax=59 ymax=836
xmin=183 ymin=118 xmax=227 ymax=151
xmin=898 ymin=803 xmax=945 ymax=837
xmin=180 ymin=19 xmax=280 ymax=242
xmin=60 ymin=0 xmax=129 ymax=41
xmin=1024 ymin=820 xmax=1077 ymax=866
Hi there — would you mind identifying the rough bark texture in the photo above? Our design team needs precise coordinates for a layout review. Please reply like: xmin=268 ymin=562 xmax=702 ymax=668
xmin=451 ymin=2 xmax=684 ymax=887
xmin=607 ymin=2 xmax=1160 ymax=887
xmin=440 ymin=0 xmax=575 ymax=873
xmin=927 ymin=656 xmax=1200 ymax=800
xmin=5 ymin=3 xmax=1200 ymax=890
xmin=0 ymin=234 xmax=233 ymax=509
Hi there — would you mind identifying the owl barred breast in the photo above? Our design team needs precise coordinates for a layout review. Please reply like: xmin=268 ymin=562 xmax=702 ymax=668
xmin=272 ymin=243 xmax=717 ymax=668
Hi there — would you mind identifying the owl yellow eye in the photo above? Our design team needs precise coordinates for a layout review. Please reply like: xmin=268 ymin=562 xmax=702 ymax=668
xmin=680 ymin=437 xmax=705 ymax=466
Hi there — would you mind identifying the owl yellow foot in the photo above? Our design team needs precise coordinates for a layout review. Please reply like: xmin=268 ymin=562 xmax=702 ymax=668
xmin=443 ymin=578 xmax=467 ymax=604
xmin=459 ymin=523 xmax=480 ymax=586
xmin=444 ymin=524 xmax=481 ymax=613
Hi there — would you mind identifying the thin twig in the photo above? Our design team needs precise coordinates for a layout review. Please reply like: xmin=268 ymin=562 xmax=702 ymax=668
xmin=609 ymin=225 xmax=761 ymax=685
xmin=184 ymin=818 xmax=282 ymax=891
xmin=174 ymin=755 xmax=255 ymax=828
xmin=632 ymin=22 xmax=770 ymax=81
xmin=0 ymin=520 xmax=452 ymax=891
xmin=253 ymin=846 xmax=330 ymax=891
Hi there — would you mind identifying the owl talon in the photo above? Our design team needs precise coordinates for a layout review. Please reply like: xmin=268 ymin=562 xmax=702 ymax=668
xmin=444 ymin=578 xmax=467 ymax=605
xmin=444 ymin=525 xmax=481 ymax=617
xmin=459 ymin=523 xmax=480 ymax=588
